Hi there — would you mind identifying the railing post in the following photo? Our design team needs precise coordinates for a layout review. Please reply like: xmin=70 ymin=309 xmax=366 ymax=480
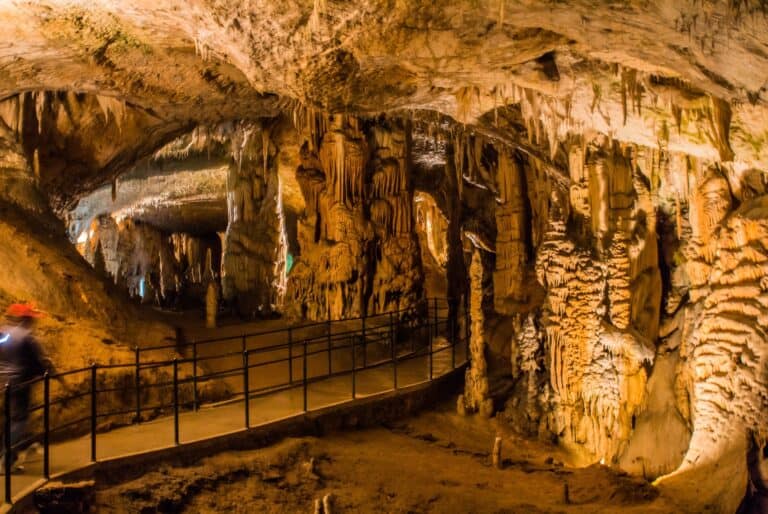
xmin=429 ymin=333 xmax=433 ymax=381
xmin=451 ymin=312 xmax=456 ymax=370
xmin=327 ymin=305 xmax=333 ymax=376
xmin=4 ymin=384 xmax=12 ymax=503
xmin=433 ymin=297 xmax=439 ymax=337
xmin=351 ymin=336 xmax=356 ymax=400
xmin=394 ymin=307 xmax=399 ymax=348
xmin=389 ymin=311 xmax=394 ymax=347
xmin=361 ymin=312 xmax=367 ymax=368
xmin=288 ymin=327 xmax=293 ymax=384
xmin=241 ymin=335 xmax=246 ymax=355
xmin=173 ymin=359 xmax=179 ymax=445
xmin=392 ymin=321 xmax=398 ymax=391
xmin=421 ymin=298 xmax=432 ymax=348
xmin=134 ymin=346 xmax=141 ymax=423
xmin=243 ymin=350 xmax=250 ymax=428
xmin=465 ymin=293 xmax=470 ymax=362
xmin=43 ymin=372 xmax=50 ymax=479
xmin=302 ymin=341 xmax=308 ymax=412
xmin=411 ymin=305 xmax=416 ymax=353
xmin=90 ymin=363 xmax=97 ymax=462
xmin=192 ymin=341 xmax=198 ymax=411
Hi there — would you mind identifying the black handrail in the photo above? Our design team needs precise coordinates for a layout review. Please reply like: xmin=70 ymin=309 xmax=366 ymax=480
xmin=0 ymin=297 xmax=467 ymax=504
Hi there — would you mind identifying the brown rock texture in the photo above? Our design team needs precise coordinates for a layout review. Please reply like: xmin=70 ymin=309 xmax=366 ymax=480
xmin=2 ymin=1 xmax=768 ymax=510
xmin=222 ymin=122 xmax=286 ymax=316
xmin=287 ymin=114 xmax=423 ymax=320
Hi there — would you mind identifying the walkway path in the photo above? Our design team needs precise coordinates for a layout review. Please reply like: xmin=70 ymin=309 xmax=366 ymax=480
xmin=1 ymin=310 xmax=467 ymax=507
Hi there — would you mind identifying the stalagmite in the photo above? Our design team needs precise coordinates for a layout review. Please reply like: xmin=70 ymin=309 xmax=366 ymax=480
xmin=322 ymin=494 xmax=333 ymax=514
xmin=492 ymin=437 xmax=503 ymax=469
xmin=206 ymin=281 xmax=219 ymax=329
xmin=460 ymin=250 xmax=493 ymax=417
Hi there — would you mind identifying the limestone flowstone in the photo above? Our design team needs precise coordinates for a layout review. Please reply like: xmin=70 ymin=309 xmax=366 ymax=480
xmin=287 ymin=114 xmax=423 ymax=320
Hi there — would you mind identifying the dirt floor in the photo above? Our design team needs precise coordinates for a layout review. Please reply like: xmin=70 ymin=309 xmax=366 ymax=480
xmin=90 ymin=403 xmax=681 ymax=514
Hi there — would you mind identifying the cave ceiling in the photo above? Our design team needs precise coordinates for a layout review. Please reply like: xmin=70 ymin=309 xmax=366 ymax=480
xmin=1 ymin=0 xmax=767 ymax=206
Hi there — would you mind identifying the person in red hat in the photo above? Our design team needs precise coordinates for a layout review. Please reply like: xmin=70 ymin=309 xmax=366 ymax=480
xmin=0 ymin=303 xmax=55 ymax=472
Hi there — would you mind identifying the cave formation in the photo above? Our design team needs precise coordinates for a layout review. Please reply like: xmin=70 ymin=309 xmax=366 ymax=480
xmin=1 ymin=1 xmax=768 ymax=512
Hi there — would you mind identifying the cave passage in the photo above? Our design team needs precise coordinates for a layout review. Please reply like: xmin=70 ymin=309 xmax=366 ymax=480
xmin=1 ymin=1 xmax=767 ymax=512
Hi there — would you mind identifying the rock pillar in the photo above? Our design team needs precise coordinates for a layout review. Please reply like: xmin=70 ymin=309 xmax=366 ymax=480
xmin=460 ymin=250 xmax=493 ymax=416
xmin=221 ymin=123 xmax=285 ymax=317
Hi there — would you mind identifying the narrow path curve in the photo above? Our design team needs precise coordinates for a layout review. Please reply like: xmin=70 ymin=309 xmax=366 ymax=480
xmin=1 ymin=305 xmax=468 ymax=511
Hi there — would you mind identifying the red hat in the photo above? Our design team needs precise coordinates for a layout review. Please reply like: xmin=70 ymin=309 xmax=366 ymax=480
xmin=5 ymin=303 xmax=44 ymax=318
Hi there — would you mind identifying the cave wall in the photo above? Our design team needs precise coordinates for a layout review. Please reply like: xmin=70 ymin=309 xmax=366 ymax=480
xmin=0 ymin=95 xmax=175 ymax=352
xmin=460 ymin=114 xmax=768 ymax=510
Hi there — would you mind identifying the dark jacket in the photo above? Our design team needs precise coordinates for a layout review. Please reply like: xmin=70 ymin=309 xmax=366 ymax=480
xmin=0 ymin=326 xmax=53 ymax=384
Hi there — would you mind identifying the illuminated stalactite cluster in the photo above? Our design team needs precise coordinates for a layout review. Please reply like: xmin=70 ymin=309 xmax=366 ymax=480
xmin=79 ymin=216 xmax=220 ymax=304
xmin=287 ymin=114 xmax=423 ymax=320
xmin=367 ymin=122 xmax=423 ymax=314
xmin=222 ymin=122 xmax=285 ymax=316
xmin=288 ymin=115 xmax=370 ymax=320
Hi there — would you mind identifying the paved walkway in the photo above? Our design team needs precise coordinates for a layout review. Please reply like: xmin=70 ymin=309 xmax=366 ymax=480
xmin=1 ymin=321 xmax=467 ymax=506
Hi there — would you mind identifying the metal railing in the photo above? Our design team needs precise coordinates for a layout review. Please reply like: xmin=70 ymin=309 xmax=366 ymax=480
xmin=0 ymin=297 xmax=469 ymax=504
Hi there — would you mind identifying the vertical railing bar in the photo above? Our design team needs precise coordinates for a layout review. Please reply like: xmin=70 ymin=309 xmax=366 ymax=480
xmin=351 ymin=336 xmax=356 ymax=400
xmin=434 ymin=297 xmax=438 ymax=338
xmin=327 ymin=323 xmax=332 ymax=376
xmin=90 ymin=363 xmax=97 ymax=463
xmin=5 ymin=384 xmax=12 ymax=503
xmin=173 ymin=359 xmax=179 ymax=445
xmin=243 ymin=350 xmax=250 ymax=428
xmin=302 ymin=342 xmax=308 ymax=413
xmin=465 ymin=293 xmax=470 ymax=362
xmin=192 ymin=342 xmax=198 ymax=411
xmin=327 ymin=306 xmax=333 ymax=376
xmin=361 ymin=312 xmax=367 ymax=368
xmin=43 ymin=372 xmax=50 ymax=480
xmin=451 ymin=311 xmax=456 ymax=370
xmin=134 ymin=346 xmax=141 ymax=423
xmin=429 ymin=330 xmax=434 ymax=381
xmin=288 ymin=328 xmax=293 ymax=385
xmin=391 ymin=312 xmax=397 ymax=391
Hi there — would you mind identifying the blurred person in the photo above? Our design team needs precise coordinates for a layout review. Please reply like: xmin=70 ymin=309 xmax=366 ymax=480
xmin=0 ymin=303 xmax=54 ymax=472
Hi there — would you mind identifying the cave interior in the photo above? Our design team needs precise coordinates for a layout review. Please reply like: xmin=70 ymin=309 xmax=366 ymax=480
xmin=2 ymin=1 xmax=768 ymax=512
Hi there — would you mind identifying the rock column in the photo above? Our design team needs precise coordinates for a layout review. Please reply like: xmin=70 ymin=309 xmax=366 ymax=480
xmin=222 ymin=123 xmax=285 ymax=317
